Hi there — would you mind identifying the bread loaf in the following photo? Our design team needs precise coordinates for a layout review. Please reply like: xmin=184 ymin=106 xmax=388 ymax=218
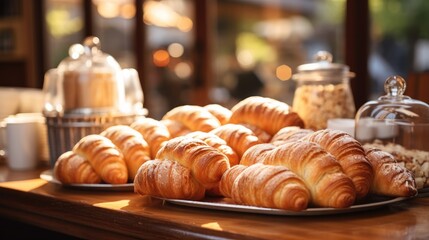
xmin=229 ymin=96 xmax=304 ymax=135
xmin=365 ymin=148 xmax=417 ymax=197
xmin=73 ymin=134 xmax=128 ymax=184
xmin=134 ymin=159 xmax=205 ymax=200
xmin=54 ymin=151 xmax=101 ymax=184
xmin=100 ymin=125 xmax=151 ymax=180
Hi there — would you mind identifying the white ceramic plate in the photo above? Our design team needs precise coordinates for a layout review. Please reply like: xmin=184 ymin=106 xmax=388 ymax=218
xmin=40 ymin=170 xmax=134 ymax=191
xmin=162 ymin=196 xmax=409 ymax=216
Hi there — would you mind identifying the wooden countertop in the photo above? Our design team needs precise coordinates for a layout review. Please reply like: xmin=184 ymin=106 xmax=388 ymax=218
xmin=0 ymin=164 xmax=429 ymax=240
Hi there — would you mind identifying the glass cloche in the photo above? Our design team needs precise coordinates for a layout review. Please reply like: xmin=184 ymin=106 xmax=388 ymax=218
xmin=42 ymin=36 xmax=146 ymax=167
xmin=355 ymin=75 xmax=429 ymax=189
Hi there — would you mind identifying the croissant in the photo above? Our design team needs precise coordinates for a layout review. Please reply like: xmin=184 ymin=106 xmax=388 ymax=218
xmin=161 ymin=119 xmax=192 ymax=138
xmin=242 ymin=141 xmax=356 ymax=208
xmin=100 ymin=125 xmax=151 ymax=180
xmin=240 ymin=143 xmax=276 ymax=166
xmin=134 ymin=159 xmax=205 ymax=200
xmin=54 ymin=151 xmax=101 ymax=184
xmin=209 ymin=123 xmax=262 ymax=158
xmin=72 ymin=134 xmax=128 ymax=184
xmin=303 ymin=129 xmax=374 ymax=199
xmin=218 ymin=164 xmax=247 ymax=198
xmin=220 ymin=163 xmax=310 ymax=211
xmin=186 ymin=131 xmax=240 ymax=166
xmin=270 ymin=126 xmax=313 ymax=146
xmin=162 ymin=105 xmax=221 ymax=132
xmin=238 ymin=123 xmax=272 ymax=143
xmin=130 ymin=117 xmax=171 ymax=158
xmin=156 ymin=136 xmax=230 ymax=189
xmin=229 ymin=96 xmax=304 ymax=135
xmin=204 ymin=104 xmax=232 ymax=125
xmin=364 ymin=148 xmax=417 ymax=197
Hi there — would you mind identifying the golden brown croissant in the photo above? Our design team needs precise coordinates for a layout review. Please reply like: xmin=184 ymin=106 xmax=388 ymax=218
xmin=130 ymin=117 xmax=171 ymax=158
xmin=218 ymin=164 xmax=247 ymax=198
xmin=186 ymin=131 xmax=239 ymax=166
xmin=54 ymin=151 xmax=101 ymax=184
xmin=204 ymin=104 xmax=232 ymax=125
xmin=364 ymin=148 xmax=417 ymax=197
xmin=303 ymin=129 xmax=374 ymax=199
xmin=156 ymin=136 xmax=230 ymax=189
xmin=162 ymin=105 xmax=221 ymax=132
xmin=100 ymin=125 xmax=151 ymax=180
xmin=270 ymin=126 xmax=313 ymax=146
xmin=220 ymin=163 xmax=310 ymax=211
xmin=209 ymin=123 xmax=262 ymax=158
xmin=72 ymin=134 xmax=128 ymax=184
xmin=161 ymin=119 xmax=192 ymax=138
xmin=229 ymin=96 xmax=304 ymax=135
xmin=134 ymin=159 xmax=205 ymax=200
xmin=240 ymin=143 xmax=276 ymax=166
xmin=238 ymin=123 xmax=272 ymax=143
xmin=243 ymin=141 xmax=356 ymax=208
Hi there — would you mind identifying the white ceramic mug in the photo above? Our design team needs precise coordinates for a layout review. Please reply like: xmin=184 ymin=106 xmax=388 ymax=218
xmin=0 ymin=115 xmax=42 ymax=170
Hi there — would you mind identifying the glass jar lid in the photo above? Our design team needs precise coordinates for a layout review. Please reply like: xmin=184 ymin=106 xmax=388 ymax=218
xmin=356 ymin=75 xmax=429 ymax=125
xmin=57 ymin=36 xmax=121 ymax=74
xmin=293 ymin=51 xmax=355 ymax=81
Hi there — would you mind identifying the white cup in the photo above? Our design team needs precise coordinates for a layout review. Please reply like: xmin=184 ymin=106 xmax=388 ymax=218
xmin=0 ymin=115 xmax=41 ymax=170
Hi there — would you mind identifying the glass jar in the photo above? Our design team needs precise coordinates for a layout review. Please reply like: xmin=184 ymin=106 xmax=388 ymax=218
xmin=292 ymin=51 xmax=356 ymax=130
xmin=355 ymin=75 xmax=429 ymax=189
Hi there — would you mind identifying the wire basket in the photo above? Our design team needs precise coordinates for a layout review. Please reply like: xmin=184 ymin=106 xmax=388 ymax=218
xmin=45 ymin=111 xmax=145 ymax=168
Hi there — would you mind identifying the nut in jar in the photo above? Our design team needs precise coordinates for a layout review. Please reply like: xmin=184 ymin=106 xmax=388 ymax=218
xmin=292 ymin=51 xmax=356 ymax=130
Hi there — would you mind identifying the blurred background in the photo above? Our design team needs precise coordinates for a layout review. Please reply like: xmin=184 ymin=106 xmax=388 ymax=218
xmin=1 ymin=0 xmax=428 ymax=119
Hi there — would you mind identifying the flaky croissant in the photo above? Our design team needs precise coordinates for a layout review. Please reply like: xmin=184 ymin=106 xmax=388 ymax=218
xmin=270 ymin=126 xmax=313 ymax=146
xmin=162 ymin=105 xmax=221 ymax=132
xmin=220 ymin=163 xmax=310 ymax=211
xmin=161 ymin=119 xmax=192 ymax=138
xmin=303 ymin=129 xmax=374 ymax=199
xmin=130 ymin=117 xmax=171 ymax=158
xmin=156 ymin=136 xmax=230 ymax=189
xmin=186 ymin=131 xmax=239 ymax=166
xmin=100 ymin=125 xmax=151 ymax=180
xmin=229 ymin=96 xmax=304 ymax=135
xmin=240 ymin=143 xmax=276 ymax=166
xmin=238 ymin=123 xmax=272 ymax=143
xmin=72 ymin=134 xmax=128 ymax=184
xmin=241 ymin=141 xmax=356 ymax=208
xmin=204 ymin=104 xmax=232 ymax=125
xmin=54 ymin=151 xmax=101 ymax=184
xmin=364 ymin=148 xmax=417 ymax=197
xmin=134 ymin=159 xmax=205 ymax=200
xmin=209 ymin=123 xmax=262 ymax=158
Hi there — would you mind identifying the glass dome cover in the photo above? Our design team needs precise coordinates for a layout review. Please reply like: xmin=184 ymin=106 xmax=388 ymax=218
xmin=44 ymin=36 xmax=127 ymax=115
xmin=355 ymin=75 xmax=429 ymax=151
